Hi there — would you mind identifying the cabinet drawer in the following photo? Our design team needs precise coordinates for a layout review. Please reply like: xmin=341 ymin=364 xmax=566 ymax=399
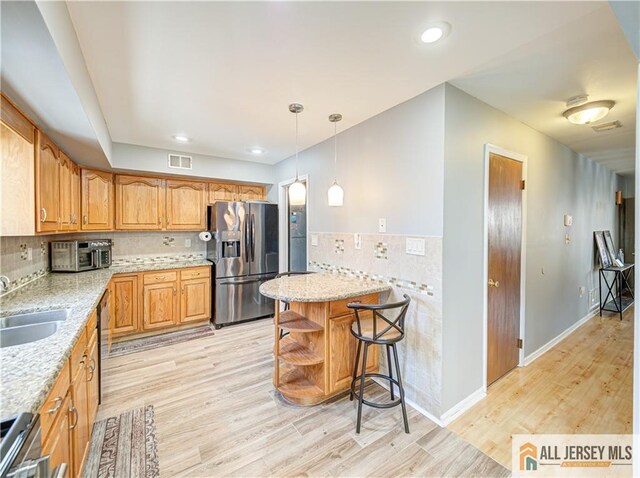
xmin=329 ymin=293 xmax=378 ymax=318
xmin=85 ymin=309 xmax=97 ymax=339
xmin=70 ymin=328 xmax=87 ymax=378
xmin=39 ymin=360 xmax=70 ymax=443
xmin=143 ymin=270 xmax=178 ymax=285
xmin=180 ymin=267 xmax=210 ymax=281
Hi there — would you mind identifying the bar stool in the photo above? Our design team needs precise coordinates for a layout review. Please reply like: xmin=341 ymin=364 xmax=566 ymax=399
xmin=275 ymin=271 xmax=314 ymax=339
xmin=348 ymin=294 xmax=411 ymax=434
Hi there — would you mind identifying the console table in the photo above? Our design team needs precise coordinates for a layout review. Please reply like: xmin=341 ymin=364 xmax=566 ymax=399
xmin=599 ymin=264 xmax=634 ymax=320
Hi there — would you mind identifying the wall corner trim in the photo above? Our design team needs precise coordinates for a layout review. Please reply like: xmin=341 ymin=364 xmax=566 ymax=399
xmin=372 ymin=378 xmax=445 ymax=427
xmin=523 ymin=306 xmax=599 ymax=367
xmin=440 ymin=387 xmax=486 ymax=426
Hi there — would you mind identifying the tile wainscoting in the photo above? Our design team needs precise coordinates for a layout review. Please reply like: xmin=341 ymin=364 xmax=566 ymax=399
xmin=0 ymin=232 xmax=207 ymax=295
xmin=308 ymin=232 xmax=443 ymax=417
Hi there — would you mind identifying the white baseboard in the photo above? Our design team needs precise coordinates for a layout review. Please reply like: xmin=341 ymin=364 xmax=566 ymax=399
xmin=440 ymin=387 xmax=486 ymax=425
xmin=372 ymin=377 xmax=445 ymax=427
xmin=523 ymin=306 xmax=599 ymax=367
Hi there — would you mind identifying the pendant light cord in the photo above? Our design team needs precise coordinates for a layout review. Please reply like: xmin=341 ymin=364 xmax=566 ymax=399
xmin=295 ymin=111 xmax=299 ymax=181
xmin=333 ymin=121 xmax=338 ymax=182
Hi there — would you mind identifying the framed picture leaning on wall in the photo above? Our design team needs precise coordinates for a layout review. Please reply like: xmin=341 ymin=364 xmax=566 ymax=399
xmin=594 ymin=231 xmax=612 ymax=268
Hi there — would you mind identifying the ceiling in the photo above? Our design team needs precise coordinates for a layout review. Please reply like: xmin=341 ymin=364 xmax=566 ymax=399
xmin=66 ymin=1 xmax=614 ymax=165
xmin=452 ymin=4 xmax=637 ymax=175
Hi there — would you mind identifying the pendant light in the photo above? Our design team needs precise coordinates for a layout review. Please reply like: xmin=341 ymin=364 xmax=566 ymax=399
xmin=327 ymin=113 xmax=344 ymax=207
xmin=288 ymin=103 xmax=306 ymax=206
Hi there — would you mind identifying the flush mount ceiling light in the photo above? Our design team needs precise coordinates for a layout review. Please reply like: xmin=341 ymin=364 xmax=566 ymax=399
xmin=420 ymin=22 xmax=451 ymax=44
xmin=250 ymin=147 xmax=265 ymax=155
xmin=288 ymin=103 xmax=306 ymax=206
xmin=327 ymin=113 xmax=344 ymax=207
xmin=563 ymin=99 xmax=615 ymax=125
xmin=172 ymin=135 xmax=190 ymax=143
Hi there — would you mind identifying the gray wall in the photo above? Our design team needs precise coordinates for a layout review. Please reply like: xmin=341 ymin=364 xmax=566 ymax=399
xmin=111 ymin=142 xmax=276 ymax=191
xmin=274 ymin=84 xmax=445 ymax=236
xmin=441 ymin=84 xmax=620 ymax=411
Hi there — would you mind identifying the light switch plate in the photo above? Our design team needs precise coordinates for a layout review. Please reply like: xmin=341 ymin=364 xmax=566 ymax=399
xmin=185 ymin=239 xmax=192 ymax=248
xmin=311 ymin=234 xmax=319 ymax=246
xmin=406 ymin=237 xmax=426 ymax=256
xmin=354 ymin=233 xmax=362 ymax=250
xmin=378 ymin=218 xmax=386 ymax=233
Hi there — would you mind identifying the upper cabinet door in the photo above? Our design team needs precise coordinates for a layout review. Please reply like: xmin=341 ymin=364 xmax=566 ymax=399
xmin=166 ymin=180 xmax=207 ymax=230
xmin=81 ymin=169 xmax=113 ymax=231
xmin=209 ymin=182 xmax=238 ymax=203
xmin=115 ymin=175 xmax=165 ymax=230
xmin=58 ymin=152 xmax=73 ymax=231
xmin=237 ymin=184 xmax=266 ymax=201
xmin=69 ymin=163 xmax=80 ymax=231
xmin=35 ymin=131 xmax=60 ymax=233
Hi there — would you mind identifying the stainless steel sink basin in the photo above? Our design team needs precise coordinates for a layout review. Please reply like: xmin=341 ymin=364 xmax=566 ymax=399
xmin=0 ymin=309 xmax=70 ymax=329
xmin=0 ymin=321 xmax=65 ymax=348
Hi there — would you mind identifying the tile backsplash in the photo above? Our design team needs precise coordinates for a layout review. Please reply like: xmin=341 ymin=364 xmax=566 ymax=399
xmin=0 ymin=231 xmax=208 ymax=293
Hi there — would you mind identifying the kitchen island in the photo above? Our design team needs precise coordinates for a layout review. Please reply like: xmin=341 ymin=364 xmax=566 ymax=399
xmin=260 ymin=273 xmax=391 ymax=405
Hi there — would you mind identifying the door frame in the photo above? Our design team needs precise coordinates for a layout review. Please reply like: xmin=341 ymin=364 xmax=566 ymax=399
xmin=482 ymin=144 xmax=528 ymax=392
xmin=278 ymin=174 xmax=309 ymax=273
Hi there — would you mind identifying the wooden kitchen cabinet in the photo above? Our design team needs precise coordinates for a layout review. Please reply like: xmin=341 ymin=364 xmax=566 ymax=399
xmin=41 ymin=392 xmax=71 ymax=475
xmin=70 ymin=353 xmax=90 ymax=478
xmin=59 ymin=151 xmax=80 ymax=232
xmin=237 ymin=184 xmax=266 ymax=201
xmin=208 ymin=182 xmax=238 ymax=203
xmin=35 ymin=130 xmax=61 ymax=233
xmin=143 ymin=280 xmax=179 ymax=330
xmin=115 ymin=175 xmax=165 ymax=230
xmin=81 ymin=169 xmax=113 ymax=230
xmin=0 ymin=94 xmax=36 ymax=236
xmin=111 ymin=274 xmax=141 ymax=336
xmin=86 ymin=334 xmax=99 ymax=429
xmin=70 ymin=163 xmax=81 ymax=231
xmin=180 ymin=276 xmax=211 ymax=323
xmin=166 ymin=179 xmax=207 ymax=230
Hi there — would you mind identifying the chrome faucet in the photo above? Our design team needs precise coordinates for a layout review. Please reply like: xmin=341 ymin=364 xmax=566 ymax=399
xmin=0 ymin=275 xmax=10 ymax=293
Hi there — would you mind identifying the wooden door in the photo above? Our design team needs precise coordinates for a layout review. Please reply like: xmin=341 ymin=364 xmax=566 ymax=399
xmin=112 ymin=275 xmax=140 ymax=336
xmin=1 ymin=95 xmax=36 ymax=236
xmin=115 ymin=175 xmax=165 ymax=230
xmin=69 ymin=163 xmax=81 ymax=231
xmin=487 ymin=153 xmax=523 ymax=385
xmin=71 ymin=362 xmax=90 ymax=477
xmin=237 ymin=184 xmax=265 ymax=201
xmin=59 ymin=152 xmax=73 ymax=231
xmin=208 ymin=182 xmax=237 ymax=203
xmin=166 ymin=180 xmax=207 ymax=230
xmin=86 ymin=336 xmax=99 ymax=428
xmin=81 ymin=169 xmax=113 ymax=230
xmin=143 ymin=282 xmax=178 ymax=330
xmin=41 ymin=392 xmax=71 ymax=474
xmin=35 ymin=131 xmax=60 ymax=232
xmin=180 ymin=277 xmax=211 ymax=323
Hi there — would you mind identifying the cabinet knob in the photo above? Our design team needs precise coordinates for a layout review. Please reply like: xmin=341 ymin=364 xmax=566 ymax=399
xmin=488 ymin=279 xmax=500 ymax=288
xmin=47 ymin=396 xmax=63 ymax=414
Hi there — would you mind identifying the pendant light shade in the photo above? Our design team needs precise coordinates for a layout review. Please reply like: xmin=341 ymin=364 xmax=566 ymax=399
xmin=288 ymin=103 xmax=306 ymax=206
xmin=327 ymin=113 xmax=344 ymax=207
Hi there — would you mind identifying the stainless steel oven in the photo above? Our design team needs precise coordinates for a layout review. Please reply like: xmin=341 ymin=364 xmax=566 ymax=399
xmin=50 ymin=240 xmax=112 ymax=272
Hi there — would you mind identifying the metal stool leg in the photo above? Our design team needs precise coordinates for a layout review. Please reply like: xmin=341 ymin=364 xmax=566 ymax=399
xmin=392 ymin=343 xmax=409 ymax=434
xmin=350 ymin=339 xmax=362 ymax=401
xmin=356 ymin=342 xmax=369 ymax=434
xmin=386 ymin=344 xmax=395 ymax=400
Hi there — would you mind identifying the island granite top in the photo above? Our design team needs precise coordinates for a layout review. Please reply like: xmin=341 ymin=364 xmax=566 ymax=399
xmin=259 ymin=272 xmax=390 ymax=303
xmin=0 ymin=259 xmax=211 ymax=418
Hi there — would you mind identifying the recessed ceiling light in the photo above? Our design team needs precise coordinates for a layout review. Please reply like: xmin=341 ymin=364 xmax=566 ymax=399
xmin=420 ymin=22 xmax=450 ymax=44
xmin=563 ymin=100 xmax=615 ymax=125
xmin=250 ymin=148 xmax=265 ymax=155
xmin=172 ymin=135 xmax=190 ymax=143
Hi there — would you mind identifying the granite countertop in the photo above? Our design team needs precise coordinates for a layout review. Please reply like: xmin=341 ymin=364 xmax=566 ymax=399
xmin=0 ymin=259 xmax=211 ymax=418
xmin=259 ymin=272 xmax=391 ymax=302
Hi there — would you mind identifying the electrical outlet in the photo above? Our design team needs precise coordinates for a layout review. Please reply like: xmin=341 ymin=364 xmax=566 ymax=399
xmin=378 ymin=218 xmax=386 ymax=233
xmin=185 ymin=239 xmax=192 ymax=248
xmin=311 ymin=234 xmax=318 ymax=246
xmin=565 ymin=233 xmax=571 ymax=245
xmin=354 ymin=233 xmax=362 ymax=250
xmin=579 ymin=286 xmax=585 ymax=298
xmin=589 ymin=288 xmax=598 ymax=306
xmin=27 ymin=248 xmax=33 ymax=261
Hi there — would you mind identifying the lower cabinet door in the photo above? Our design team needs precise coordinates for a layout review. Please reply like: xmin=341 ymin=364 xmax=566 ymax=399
xmin=86 ymin=337 xmax=100 ymax=429
xmin=180 ymin=277 xmax=211 ymax=323
xmin=41 ymin=392 xmax=71 ymax=474
xmin=71 ymin=363 xmax=90 ymax=477
xmin=143 ymin=282 xmax=178 ymax=329
xmin=111 ymin=275 xmax=140 ymax=336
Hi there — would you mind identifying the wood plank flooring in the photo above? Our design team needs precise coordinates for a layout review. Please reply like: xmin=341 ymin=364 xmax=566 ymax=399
xmin=98 ymin=319 xmax=509 ymax=477
xmin=449 ymin=309 xmax=634 ymax=470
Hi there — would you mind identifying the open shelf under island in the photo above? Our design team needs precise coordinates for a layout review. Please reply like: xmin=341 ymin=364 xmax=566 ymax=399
xmin=260 ymin=273 xmax=391 ymax=405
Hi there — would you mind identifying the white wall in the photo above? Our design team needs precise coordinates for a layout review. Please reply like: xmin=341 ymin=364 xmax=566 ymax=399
xmin=441 ymin=84 xmax=621 ymax=411
xmin=274 ymin=84 xmax=445 ymax=236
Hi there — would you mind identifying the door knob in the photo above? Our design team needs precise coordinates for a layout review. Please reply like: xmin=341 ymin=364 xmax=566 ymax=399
xmin=488 ymin=279 xmax=500 ymax=288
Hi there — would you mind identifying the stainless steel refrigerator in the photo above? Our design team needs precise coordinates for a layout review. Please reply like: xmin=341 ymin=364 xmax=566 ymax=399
xmin=206 ymin=202 xmax=278 ymax=327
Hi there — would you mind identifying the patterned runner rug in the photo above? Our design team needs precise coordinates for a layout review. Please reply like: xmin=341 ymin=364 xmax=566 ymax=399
xmin=108 ymin=324 xmax=215 ymax=357
xmin=83 ymin=405 xmax=159 ymax=478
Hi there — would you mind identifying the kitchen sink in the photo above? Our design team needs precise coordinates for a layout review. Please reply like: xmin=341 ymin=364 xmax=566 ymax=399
xmin=0 ymin=321 xmax=65 ymax=348
xmin=0 ymin=309 xmax=70 ymax=329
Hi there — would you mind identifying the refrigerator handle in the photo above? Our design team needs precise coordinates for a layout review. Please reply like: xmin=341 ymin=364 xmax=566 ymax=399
xmin=251 ymin=214 xmax=256 ymax=262
xmin=244 ymin=216 xmax=249 ymax=263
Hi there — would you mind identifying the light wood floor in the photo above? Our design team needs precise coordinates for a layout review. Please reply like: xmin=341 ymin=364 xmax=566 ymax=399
xmin=449 ymin=309 xmax=634 ymax=470
xmin=99 ymin=319 xmax=509 ymax=477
